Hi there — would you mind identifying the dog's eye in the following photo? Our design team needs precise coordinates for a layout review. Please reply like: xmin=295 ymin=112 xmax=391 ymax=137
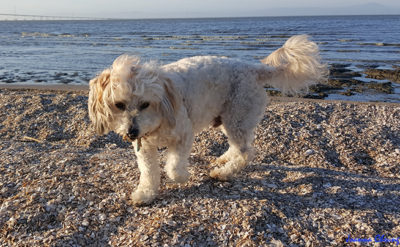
xmin=115 ymin=102 xmax=126 ymax=111
xmin=139 ymin=102 xmax=150 ymax=111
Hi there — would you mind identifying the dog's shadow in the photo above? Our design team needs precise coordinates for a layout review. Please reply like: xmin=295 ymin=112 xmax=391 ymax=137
xmin=162 ymin=159 xmax=400 ymax=242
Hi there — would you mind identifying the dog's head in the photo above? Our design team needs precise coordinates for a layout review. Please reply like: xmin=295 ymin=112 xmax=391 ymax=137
xmin=88 ymin=55 xmax=178 ymax=143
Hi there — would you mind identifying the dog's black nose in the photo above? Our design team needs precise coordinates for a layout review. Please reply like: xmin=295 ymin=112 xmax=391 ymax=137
xmin=127 ymin=126 xmax=139 ymax=140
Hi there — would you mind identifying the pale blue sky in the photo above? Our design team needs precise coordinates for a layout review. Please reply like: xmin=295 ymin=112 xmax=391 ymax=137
xmin=1 ymin=0 xmax=400 ymax=18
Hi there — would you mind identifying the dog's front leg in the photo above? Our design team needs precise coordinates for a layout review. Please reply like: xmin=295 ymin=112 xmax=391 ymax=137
xmin=165 ymin=131 xmax=194 ymax=184
xmin=131 ymin=141 xmax=160 ymax=205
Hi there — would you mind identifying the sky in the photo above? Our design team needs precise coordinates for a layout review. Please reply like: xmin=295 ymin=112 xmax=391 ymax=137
xmin=1 ymin=0 xmax=400 ymax=19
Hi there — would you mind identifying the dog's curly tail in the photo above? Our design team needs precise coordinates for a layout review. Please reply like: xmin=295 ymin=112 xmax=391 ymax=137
xmin=259 ymin=35 xmax=328 ymax=95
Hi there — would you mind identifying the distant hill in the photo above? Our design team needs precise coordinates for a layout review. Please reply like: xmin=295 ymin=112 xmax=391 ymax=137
xmin=106 ymin=2 xmax=400 ymax=19
xmin=255 ymin=2 xmax=400 ymax=17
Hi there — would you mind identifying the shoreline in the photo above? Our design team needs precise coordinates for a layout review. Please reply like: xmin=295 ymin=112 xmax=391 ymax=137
xmin=0 ymin=83 xmax=89 ymax=92
xmin=1 ymin=83 xmax=399 ymax=106
xmin=0 ymin=87 xmax=399 ymax=246
xmin=1 ymin=63 xmax=400 ymax=103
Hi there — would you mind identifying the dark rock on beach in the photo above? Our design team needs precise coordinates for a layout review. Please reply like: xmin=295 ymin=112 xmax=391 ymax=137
xmin=305 ymin=64 xmax=399 ymax=100
xmin=365 ymin=81 xmax=394 ymax=94
xmin=329 ymin=64 xmax=362 ymax=79
xmin=365 ymin=68 xmax=400 ymax=84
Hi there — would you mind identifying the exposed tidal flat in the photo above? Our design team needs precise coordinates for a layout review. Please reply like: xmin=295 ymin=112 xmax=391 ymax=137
xmin=267 ymin=64 xmax=400 ymax=103
xmin=0 ymin=86 xmax=399 ymax=246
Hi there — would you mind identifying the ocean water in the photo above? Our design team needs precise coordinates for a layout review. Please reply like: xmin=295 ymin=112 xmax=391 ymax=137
xmin=0 ymin=15 xmax=399 ymax=100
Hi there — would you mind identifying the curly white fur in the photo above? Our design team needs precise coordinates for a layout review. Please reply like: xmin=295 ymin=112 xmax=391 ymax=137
xmin=88 ymin=35 xmax=328 ymax=205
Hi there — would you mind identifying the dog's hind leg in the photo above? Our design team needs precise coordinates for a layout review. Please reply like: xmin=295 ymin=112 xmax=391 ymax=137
xmin=210 ymin=88 xmax=266 ymax=181
xmin=210 ymin=125 xmax=255 ymax=181
xmin=131 ymin=141 xmax=160 ymax=205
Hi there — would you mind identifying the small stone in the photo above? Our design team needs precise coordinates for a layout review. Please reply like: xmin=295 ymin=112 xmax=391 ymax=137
xmin=45 ymin=204 xmax=55 ymax=212
xmin=323 ymin=183 xmax=332 ymax=188
xmin=305 ymin=149 xmax=315 ymax=156
xmin=99 ymin=214 xmax=106 ymax=221
xmin=81 ymin=219 xmax=89 ymax=226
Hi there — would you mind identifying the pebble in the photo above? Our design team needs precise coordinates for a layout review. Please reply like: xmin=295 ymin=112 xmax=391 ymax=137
xmin=99 ymin=213 xmax=106 ymax=221
xmin=305 ymin=149 xmax=315 ymax=156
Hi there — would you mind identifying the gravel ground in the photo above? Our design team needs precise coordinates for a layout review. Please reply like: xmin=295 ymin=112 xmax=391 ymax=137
xmin=0 ymin=88 xmax=399 ymax=246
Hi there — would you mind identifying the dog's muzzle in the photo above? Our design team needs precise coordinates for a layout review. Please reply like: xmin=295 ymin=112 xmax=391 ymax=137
xmin=127 ymin=126 xmax=139 ymax=141
xmin=123 ymin=126 xmax=143 ymax=152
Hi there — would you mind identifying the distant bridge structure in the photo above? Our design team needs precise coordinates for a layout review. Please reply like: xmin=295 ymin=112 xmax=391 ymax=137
xmin=0 ymin=13 xmax=110 ymax=21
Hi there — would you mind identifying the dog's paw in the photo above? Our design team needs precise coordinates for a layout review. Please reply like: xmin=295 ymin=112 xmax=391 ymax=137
xmin=216 ymin=157 xmax=230 ymax=165
xmin=167 ymin=169 xmax=190 ymax=184
xmin=215 ymin=156 xmax=229 ymax=165
xmin=209 ymin=168 xmax=231 ymax=181
xmin=131 ymin=189 xmax=157 ymax=206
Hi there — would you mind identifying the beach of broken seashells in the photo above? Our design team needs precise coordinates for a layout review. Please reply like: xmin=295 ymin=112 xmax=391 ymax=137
xmin=0 ymin=88 xmax=399 ymax=246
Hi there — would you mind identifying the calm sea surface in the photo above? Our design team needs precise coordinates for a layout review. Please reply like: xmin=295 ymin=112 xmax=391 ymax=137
xmin=0 ymin=15 xmax=399 ymax=100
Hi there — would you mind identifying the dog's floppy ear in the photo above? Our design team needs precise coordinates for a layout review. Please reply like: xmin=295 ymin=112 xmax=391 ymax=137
xmin=160 ymin=78 xmax=178 ymax=128
xmin=88 ymin=68 xmax=111 ymax=134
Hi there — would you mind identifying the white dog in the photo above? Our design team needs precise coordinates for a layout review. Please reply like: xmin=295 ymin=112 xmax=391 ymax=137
xmin=88 ymin=35 xmax=327 ymax=205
